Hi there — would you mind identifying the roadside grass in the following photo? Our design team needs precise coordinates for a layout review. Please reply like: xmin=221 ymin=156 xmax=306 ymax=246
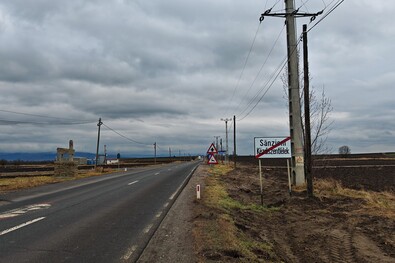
xmin=313 ymin=178 xmax=395 ymax=217
xmin=0 ymin=169 xmax=115 ymax=193
xmin=195 ymin=164 xmax=278 ymax=262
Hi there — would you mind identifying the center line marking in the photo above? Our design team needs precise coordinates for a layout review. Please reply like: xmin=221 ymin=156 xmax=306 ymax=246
xmin=0 ymin=217 xmax=46 ymax=236
xmin=128 ymin=180 xmax=139 ymax=185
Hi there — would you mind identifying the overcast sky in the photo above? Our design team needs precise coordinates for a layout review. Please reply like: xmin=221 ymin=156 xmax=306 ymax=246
xmin=0 ymin=0 xmax=394 ymax=157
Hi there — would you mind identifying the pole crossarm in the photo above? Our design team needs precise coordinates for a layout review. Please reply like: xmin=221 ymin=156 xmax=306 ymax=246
xmin=260 ymin=10 xmax=323 ymax=22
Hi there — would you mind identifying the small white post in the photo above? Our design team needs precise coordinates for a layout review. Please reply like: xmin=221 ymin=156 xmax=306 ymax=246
xmin=196 ymin=184 xmax=201 ymax=200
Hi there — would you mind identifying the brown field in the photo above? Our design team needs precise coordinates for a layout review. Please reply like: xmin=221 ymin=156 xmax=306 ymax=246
xmin=193 ymin=157 xmax=395 ymax=262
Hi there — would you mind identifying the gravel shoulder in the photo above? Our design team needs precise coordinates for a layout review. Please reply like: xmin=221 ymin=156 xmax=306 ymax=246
xmin=137 ymin=165 xmax=205 ymax=263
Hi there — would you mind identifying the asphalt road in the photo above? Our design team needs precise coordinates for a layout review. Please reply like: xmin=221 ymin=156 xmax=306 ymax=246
xmin=0 ymin=161 xmax=200 ymax=263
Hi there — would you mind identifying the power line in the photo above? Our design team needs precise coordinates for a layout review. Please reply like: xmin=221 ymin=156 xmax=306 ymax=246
xmin=238 ymin=34 xmax=303 ymax=121
xmin=101 ymin=123 xmax=151 ymax=146
xmin=234 ymin=23 xmax=286 ymax=117
xmin=226 ymin=22 xmax=262 ymax=116
xmin=0 ymin=109 xmax=95 ymax=125
xmin=224 ymin=0 xmax=284 ymax=117
xmin=0 ymin=119 xmax=93 ymax=125
xmin=237 ymin=56 xmax=288 ymax=121
xmin=307 ymin=0 xmax=345 ymax=32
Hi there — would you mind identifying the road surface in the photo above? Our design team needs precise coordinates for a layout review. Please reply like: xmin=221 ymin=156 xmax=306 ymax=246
xmin=0 ymin=161 xmax=199 ymax=263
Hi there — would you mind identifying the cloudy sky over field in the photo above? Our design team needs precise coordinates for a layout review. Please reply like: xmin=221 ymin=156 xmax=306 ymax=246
xmin=0 ymin=0 xmax=394 ymax=157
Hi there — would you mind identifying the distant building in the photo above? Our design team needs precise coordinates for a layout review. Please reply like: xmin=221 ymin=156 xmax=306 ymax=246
xmin=106 ymin=159 xmax=119 ymax=165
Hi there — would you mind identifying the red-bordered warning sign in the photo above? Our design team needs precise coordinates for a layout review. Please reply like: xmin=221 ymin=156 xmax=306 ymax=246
xmin=206 ymin=143 xmax=218 ymax=154
xmin=207 ymin=154 xmax=218 ymax=164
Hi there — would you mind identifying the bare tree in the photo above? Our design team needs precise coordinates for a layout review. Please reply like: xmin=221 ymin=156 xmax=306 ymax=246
xmin=281 ymin=72 xmax=333 ymax=155
xmin=338 ymin=145 xmax=351 ymax=157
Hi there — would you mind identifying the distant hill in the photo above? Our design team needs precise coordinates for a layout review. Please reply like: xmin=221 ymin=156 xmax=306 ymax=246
xmin=0 ymin=152 xmax=96 ymax=162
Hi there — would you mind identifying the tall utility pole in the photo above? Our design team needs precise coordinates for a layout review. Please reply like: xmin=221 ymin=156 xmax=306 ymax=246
xmin=259 ymin=1 xmax=322 ymax=185
xmin=285 ymin=0 xmax=305 ymax=185
xmin=221 ymin=118 xmax=231 ymax=163
xmin=303 ymin=24 xmax=313 ymax=197
xmin=233 ymin=115 xmax=237 ymax=168
xmin=95 ymin=118 xmax=103 ymax=168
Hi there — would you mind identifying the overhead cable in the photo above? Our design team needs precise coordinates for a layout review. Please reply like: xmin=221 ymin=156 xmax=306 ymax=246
xmin=102 ymin=123 xmax=151 ymax=146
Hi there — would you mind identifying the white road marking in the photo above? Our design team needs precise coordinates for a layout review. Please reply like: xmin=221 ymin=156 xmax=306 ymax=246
xmin=155 ymin=211 xmax=162 ymax=218
xmin=154 ymin=172 xmax=160 ymax=175
xmin=0 ymin=204 xmax=51 ymax=220
xmin=0 ymin=217 xmax=46 ymax=236
xmin=121 ymin=245 xmax=138 ymax=260
xmin=169 ymin=191 xmax=177 ymax=200
xmin=143 ymin=224 xmax=153 ymax=234
xmin=163 ymin=202 xmax=169 ymax=208
xmin=127 ymin=180 xmax=139 ymax=185
xmin=169 ymin=171 xmax=193 ymax=200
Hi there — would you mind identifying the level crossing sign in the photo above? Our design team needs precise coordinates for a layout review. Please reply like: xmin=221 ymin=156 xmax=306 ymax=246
xmin=207 ymin=154 xmax=218 ymax=164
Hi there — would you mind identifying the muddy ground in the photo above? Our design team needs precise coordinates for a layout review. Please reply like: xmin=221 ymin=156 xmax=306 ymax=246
xmin=139 ymin=160 xmax=395 ymax=263
xmin=192 ymin=161 xmax=395 ymax=262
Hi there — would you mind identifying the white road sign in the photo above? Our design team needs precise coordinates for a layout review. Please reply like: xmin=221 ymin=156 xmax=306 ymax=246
xmin=254 ymin=137 xmax=291 ymax=159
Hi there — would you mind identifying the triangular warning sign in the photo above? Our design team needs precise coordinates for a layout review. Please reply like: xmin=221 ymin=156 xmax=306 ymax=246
xmin=207 ymin=143 xmax=218 ymax=154
xmin=207 ymin=154 xmax=218 ymax=164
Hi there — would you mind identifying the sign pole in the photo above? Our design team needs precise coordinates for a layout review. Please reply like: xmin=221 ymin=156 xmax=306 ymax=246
xmin=259 ymin=159 xmax=263 ymax=206
xmin=287 ymin=159 xmax=292 ymax=196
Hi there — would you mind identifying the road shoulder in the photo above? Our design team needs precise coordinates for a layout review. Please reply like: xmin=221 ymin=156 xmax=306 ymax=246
xmin=137 ymin=165 xmax=204 ymax=263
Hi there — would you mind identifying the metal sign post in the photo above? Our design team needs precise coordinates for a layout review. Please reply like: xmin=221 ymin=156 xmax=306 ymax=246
xmin=259 ymin=159 xmax=263 ymax=206
xmin=254 ymin=136 xmax=292 ymax=205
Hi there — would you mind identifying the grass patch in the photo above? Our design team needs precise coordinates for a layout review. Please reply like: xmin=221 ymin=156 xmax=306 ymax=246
xmin=195 ymin=165 xmax=277 ymax=262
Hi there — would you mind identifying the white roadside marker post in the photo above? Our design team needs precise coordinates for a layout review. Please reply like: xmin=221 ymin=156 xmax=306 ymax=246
xmin=196 ymin=184 xmax=201 ymax=200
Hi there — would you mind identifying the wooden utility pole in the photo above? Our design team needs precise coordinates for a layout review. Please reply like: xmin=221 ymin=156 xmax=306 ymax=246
xmin=95 ymin=118 xmax=103 ymax=168
xmin=303 ymin=24 xmax=313 ymax=197
xmin=233 ymin=115 xmax=237 ymax=168
xmin=154 ymin=142 xmax=157 ymax=165
xmin=221 ymin=118 xmax=231 ymax=163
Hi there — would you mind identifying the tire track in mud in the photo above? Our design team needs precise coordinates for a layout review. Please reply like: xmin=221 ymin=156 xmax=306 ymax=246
xmin=329 ymin=229 xmax=355 ymax=263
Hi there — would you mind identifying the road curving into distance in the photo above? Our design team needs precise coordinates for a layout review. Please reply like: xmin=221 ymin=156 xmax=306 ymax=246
xmin=0 ymin=161 xmax=200 ymax=263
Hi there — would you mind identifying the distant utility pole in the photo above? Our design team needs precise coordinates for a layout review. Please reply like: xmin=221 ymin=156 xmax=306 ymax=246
xmin=214 ymin=136 xmax=220 ymax=152
xmin=104 ymin=144 xmax=107 ymax=164
xmin=154 ymin=142 xmax=157 ymax=165
xmin=221 ymin=118 xmax=231 ymax=163
xmin=95 ymin=118 xmax=103 ymax=168
xmin=169 ymin=147 xmax=172 ymax=158
xmin=259 ymin=1 xmax=322 ymax=185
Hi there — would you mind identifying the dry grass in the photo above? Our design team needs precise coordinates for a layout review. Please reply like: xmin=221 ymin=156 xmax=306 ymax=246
xmin=0 ymin=169 xmax=116 ymax=193
xmin=314 ymin=178 xmax=395 ymax=218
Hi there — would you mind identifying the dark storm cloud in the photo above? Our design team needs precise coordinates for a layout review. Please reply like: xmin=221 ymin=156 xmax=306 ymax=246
xmin=0 ymin=0 xmax=394 ymax=155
